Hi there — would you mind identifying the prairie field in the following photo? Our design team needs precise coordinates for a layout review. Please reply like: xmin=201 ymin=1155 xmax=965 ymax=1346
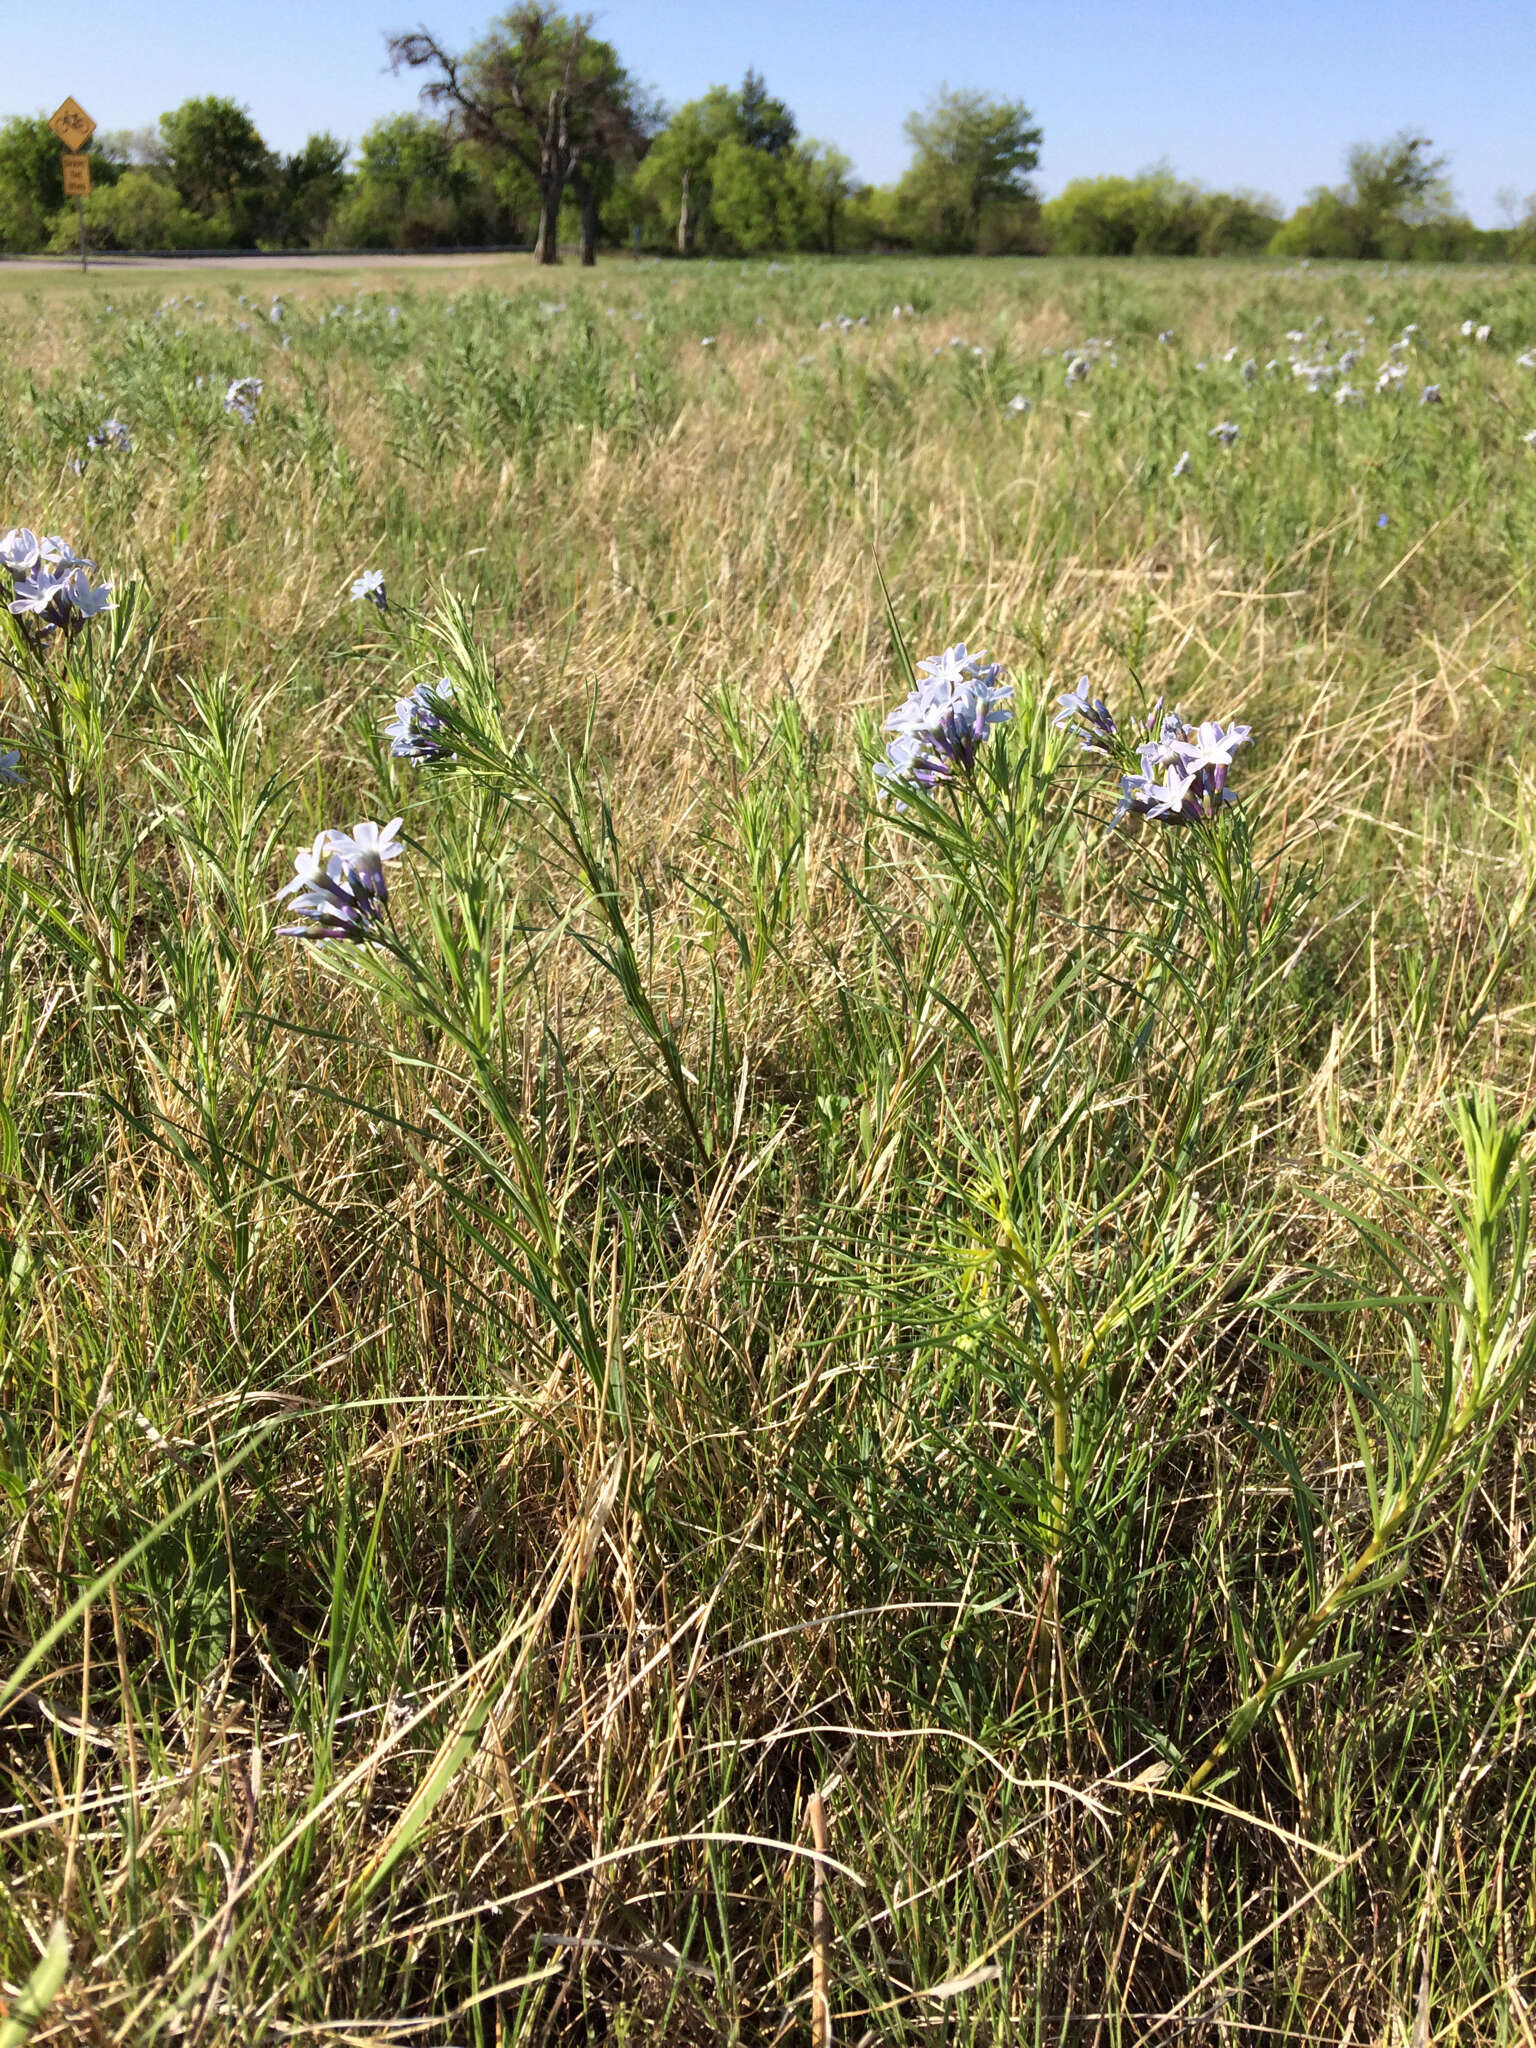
xmin=4 ymin=253 xmax=1536 ymax=2044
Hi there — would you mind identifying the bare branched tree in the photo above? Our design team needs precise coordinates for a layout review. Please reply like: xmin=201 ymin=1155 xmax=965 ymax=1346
xmin=388 ymin=5 xmax=651 ymax=264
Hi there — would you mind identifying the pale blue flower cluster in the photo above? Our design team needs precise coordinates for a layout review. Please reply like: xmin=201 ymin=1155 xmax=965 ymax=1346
xmin=0 ymin=528 xmax=113 ymax=629
xmin=1052 ymin=676 xmax=1117 ymax=752
xmin=876 ymin=645 xmax=1013 ymax=795
xmin=278 ymin=819 xmax=403 ymax=941
xmin=1055 ymin=683 xmax=1253 ymax=826
xmin=86 ymin=418 xmax=132 ymax=453
xmin=351 ymin=569 xmax=387 ymax=609
xmin=385 ymin=678 xmax=455 ymax=764
xmin=1115 ymin=709 xmax=1253 ymax=825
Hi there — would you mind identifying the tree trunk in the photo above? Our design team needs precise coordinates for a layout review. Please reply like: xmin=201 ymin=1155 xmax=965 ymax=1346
xmin=534 ymin=177 xmax=561 ymax=264
xmin=579 ymin=183 xmax=599 ymax=265
xmin=677 ymin=167 xmax=691 ymax=256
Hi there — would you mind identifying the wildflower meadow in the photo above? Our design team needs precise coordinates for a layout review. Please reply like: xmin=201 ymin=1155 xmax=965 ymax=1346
xmin=3 ymin=252 xmax=1536 ymax=2043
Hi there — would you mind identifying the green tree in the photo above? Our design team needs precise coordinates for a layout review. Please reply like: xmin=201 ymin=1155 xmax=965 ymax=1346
xmin=328 ymin=114 xmax=479 ymax=248
xmin=710 ymin=136 xmax=810 ymax=253
xmin=158 ymin=96 xmax=275 ymax=242
xmin=1509 ymin=194 xmax=1536 ymax=264
xmin=898 ymin=87 xmax=1042 ymax=249
xmin=1269 ymin=188 xmax=1371 ymax=258
xmin=95 ymin=127 xmax=165 ymax=170
xmin=281 ymin=133 xmax=349 ymax=247
xmin=1271 ymin=134 xmax=1453 ymax=260
xmin=1195 ymin=188 xmax=1282 ymax=255
xmin=1346 ymin=132 xmax=1450 ymax=231
xmin=0 ymin=114 xmax=120 ymax=253
xmin=633 ymin=73 xmax=803 ymax=253
xmin=1040 ymin=168 xmax=1276 ymax=257
xmin=796 ymin=142 xmax=855 ymax=254
xmin=1043 ymin=173 xmax=1173 ymax=255
xmin=633 ymin=87 xmax=738 ymax=253
xmin=388 ymin=5 xmax=655 ymax=265
xmin=737 ymin=69 xmax=797 ymax=158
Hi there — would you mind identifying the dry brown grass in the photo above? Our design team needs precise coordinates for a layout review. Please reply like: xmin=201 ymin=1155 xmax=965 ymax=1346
xmin=1 ymin=255 xmax=1535 ymax=2044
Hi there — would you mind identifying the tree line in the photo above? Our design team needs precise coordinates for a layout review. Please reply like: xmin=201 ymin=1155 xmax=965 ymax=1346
xmin=1 ymin=7 xmax=1530 ymax=263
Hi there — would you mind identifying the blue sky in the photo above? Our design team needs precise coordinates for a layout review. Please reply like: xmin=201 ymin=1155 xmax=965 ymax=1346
xmin=8 ymin=0 xmax=1534 ymax=225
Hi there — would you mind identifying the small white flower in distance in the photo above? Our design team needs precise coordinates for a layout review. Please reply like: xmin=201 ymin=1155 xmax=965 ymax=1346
xmin=1475 ymin=324 xmax=1491 ymax=344
xmin=1005 ymin=394 xmax=1032 ymax=415
xmin=224 ymin=377 xmax=262 ymax=425
xmin=1172 ymin=450 xmax=1191 ymax=476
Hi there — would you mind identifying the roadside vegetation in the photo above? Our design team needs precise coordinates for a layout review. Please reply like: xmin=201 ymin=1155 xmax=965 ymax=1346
xmin=3 ymin=8 xmax=1532 ymax=262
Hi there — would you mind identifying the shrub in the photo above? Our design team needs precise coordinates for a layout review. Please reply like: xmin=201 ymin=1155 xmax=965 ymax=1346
xmin=46 ymin=170 xmax=216 ymax=253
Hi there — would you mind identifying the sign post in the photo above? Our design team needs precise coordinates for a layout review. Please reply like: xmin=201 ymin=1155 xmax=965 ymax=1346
xmin=49 ymin=98 xmax=96 ymax=274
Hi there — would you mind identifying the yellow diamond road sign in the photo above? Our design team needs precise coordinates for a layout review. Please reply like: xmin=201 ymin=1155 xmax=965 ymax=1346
xmin=49 ymin=98 xmax=96 ymax=151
